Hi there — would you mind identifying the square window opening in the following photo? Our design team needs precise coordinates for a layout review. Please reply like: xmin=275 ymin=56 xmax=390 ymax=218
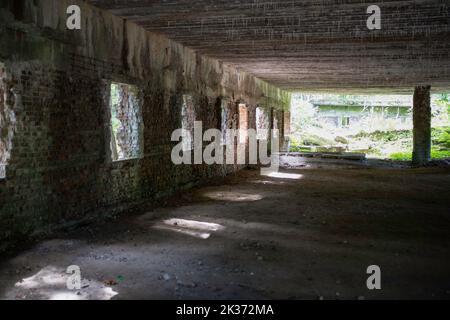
xmin=256 ymin=107 xmax=269 ymax=140
xmin=221 ymin=100 xmax=231 ymax=146
xmin=109 ymin=82 xmax=143 ymax=162
xmin=239 ymin=104 xmax=248 ymax=144
xmin=0 ymin=62 xmax=14 ymax=179
xmin=181 ymin=94 xmax=195 ymax=152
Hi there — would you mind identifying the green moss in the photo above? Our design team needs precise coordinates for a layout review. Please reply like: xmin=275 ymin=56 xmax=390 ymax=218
xmin=256 ymin=79 xmax=291 ymax=111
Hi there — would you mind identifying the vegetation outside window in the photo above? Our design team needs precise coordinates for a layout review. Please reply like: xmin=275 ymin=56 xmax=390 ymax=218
xmin=109 ymin=82 xmax=143 ymax=161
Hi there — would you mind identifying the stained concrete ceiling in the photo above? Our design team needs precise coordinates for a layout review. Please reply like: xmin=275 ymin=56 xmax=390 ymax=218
xmin=88 ymin=0 xmax=450 ymax=93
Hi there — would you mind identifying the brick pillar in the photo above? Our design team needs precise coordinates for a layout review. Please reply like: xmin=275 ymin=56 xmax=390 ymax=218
xmin=412 ymin=86 xmax=431 ymax=166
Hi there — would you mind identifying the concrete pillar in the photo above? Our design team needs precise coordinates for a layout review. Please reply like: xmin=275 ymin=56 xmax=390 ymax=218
xmin=412 ymin=86 xmax=431 ymax=166
xmin=283 ymin=111 xmax=291 ymax=152
xmin=283 ymin=111 xmax=291 ymax=136
xmin=268 ymin=107 xmax=274 ymax=153
xmin=280 ymin=111 xmax=285 ymax=151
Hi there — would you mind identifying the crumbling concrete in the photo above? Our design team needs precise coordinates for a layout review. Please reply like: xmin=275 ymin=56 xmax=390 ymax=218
xmin=87 ymin=0 xmax=450 ymax=93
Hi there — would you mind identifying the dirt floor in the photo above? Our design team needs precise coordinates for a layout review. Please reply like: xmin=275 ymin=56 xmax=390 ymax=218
xmin=1 ymin=160 xmax=450 ymax=300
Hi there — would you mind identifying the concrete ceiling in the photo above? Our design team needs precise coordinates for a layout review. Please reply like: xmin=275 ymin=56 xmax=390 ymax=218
xmin=88 ymin=0 xmax=450 ymax=93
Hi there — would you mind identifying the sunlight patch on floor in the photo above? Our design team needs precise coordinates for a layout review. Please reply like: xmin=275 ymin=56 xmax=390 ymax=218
xmin=203 ymin=191 xmax=264 ymax=202
xmin=164 ymin=218 xmax=224 ymax=231
xmin=251 ymin=179 xmax=287 ymax=185
xmin=11 ymin=266 xmax=118 ymax=300
xmin=262 ymin=172 xmax=304 ymax=180
xmin=153 ymin=218 xmax=225 ymax=239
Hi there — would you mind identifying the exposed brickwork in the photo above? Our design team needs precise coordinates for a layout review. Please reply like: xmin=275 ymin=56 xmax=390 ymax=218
xmin=0 ymin=0 xmax=289 ymax=251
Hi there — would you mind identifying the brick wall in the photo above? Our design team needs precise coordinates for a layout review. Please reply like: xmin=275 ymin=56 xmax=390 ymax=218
xmin=0 ymin=0 xmax=289 ymax=251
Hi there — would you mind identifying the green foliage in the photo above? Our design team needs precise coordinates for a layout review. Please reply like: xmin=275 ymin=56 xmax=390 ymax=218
xmin=389 ymin=152 xmax=412 ymax=161
xmin=432 ymin=127 xmax=450 ymax=149
xmin=289 ymin=135 xmax=302 ymax=147
xmin=431 ymin=149 xmax=450 ymax=159
xmin=290 ymin=93 xmax=450 ymax=160
xmin=390 ymin=149 xmax=450 ymax=161
xmin=353 ymin=126 xmax=450 ymax=150
xmin=435 ymin=94 xmax=450 ymax=117
xmin=302 ymin=133 xmax=334 ymax=146
xmin=353 ymin=129 xmax=411 ymax=142
xmin=289 ymin=145 xmax=313 ymax=152
xmin=290 ymin=132 xmax=334 ymax=147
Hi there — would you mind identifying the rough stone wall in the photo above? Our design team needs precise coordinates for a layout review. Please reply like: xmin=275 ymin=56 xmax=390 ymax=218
xmin=0 ymin=0 xmax=289 ymax=250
